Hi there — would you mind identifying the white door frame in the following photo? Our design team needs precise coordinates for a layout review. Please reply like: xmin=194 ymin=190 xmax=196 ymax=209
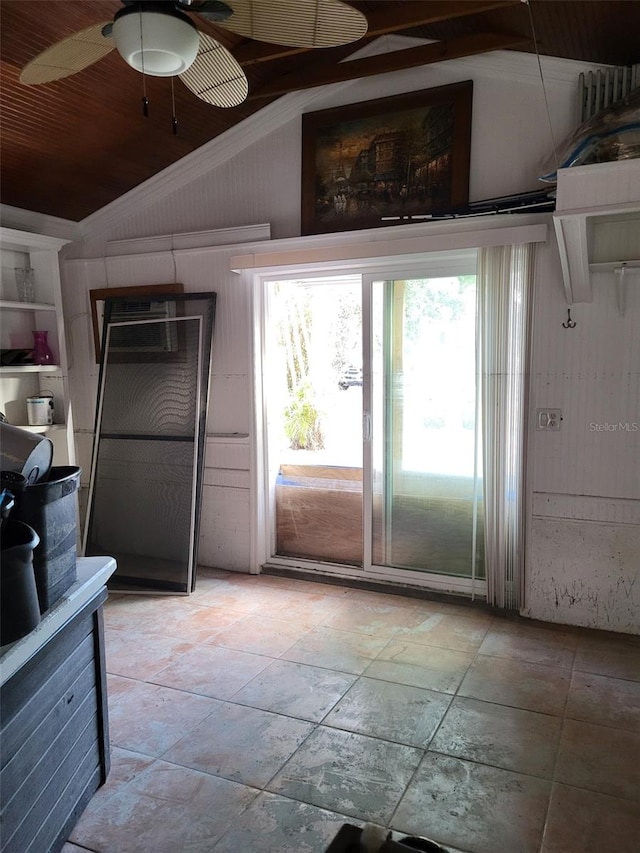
xmin=251 ymin=249 xmax=489 ymax=597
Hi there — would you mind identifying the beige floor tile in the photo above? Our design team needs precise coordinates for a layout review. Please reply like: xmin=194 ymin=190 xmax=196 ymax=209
xmin=430 ymin=696 xmax=562 ymax=778
xmin=73 ymin=573 xmax=639 ymax=853
xmin=189 ymin=570 xmax=236 ymax=599
xmin=365 ymin=640 xmax=474 ymax=693
xmin=71 ymin=748 xmax=157 ymax=827
xmin=151 ymin=644 xmax=273 ymax=699
xmin=108 ymin=679 xmax=219 ymax=757
xmin=555 ymin=718 xmax=640 ymax=801
xmin=324 ymin=676 xmax=451 ymax=747
xmin=106 ymin=673 xmax=139 ymax=706
xmin=280 ymin=626 xmax=389 ymax=674
xmin=99 ymin=747 xmax=156 ymax=798
xmin=412 ymin=598 xmax=494 ymax=622
xmin=478 ymin=621 xmax=577 ymax=668
xmin=574 ymin=634 xmax=640 ymax=682
xmin=342 ymin=587 xmax=427 ymax=609
xmin=256 ymin=589 xmax=347 ymax=626
xmin=392 ymin=753 xmax=551 ymax=853
xmin=566 ymin=670 xmax=640 ymax=731
xmin=190 ymin=580 xmax=266 ymax=612
xmin=458 ymin=654 xmax=571 ymax=715
xmin=268 ymin=726 xmax=422 ymax=825
xmin=165 ymin=603 xmax=245 ymax=642
xmin=229 ymin=573 xmax=297 ymax=589
xmin=541 ymin=782 xmax=640 ymax=853
xmin=396 ymin=611 xmax=490 ymax=653
xmin=103 ymin=594 xmax=194 ymax=634
xmin=163 ymin=702 xmax=314 ymax=788
xmin=214 ymin=791 xmax=357 ymax=853
xmin=210 ymin=613 xmax=311 ymax=656
xmin=231 ymin=659 xmax=356 ymax=721
xmin=196 ymin=567 xmax=235 ymax=579
xmin=263 ymin=577 xmax=353 ymax=599
xmin=326 ymin=600 xmax=425 ymax=637
xmin=70 ymin=759 xmax=258 ymax=853
xmin=105 ymin=627 xmax=195 ymax=680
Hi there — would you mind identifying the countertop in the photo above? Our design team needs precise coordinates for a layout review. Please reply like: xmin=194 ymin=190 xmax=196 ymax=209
xmin=0 ymin=555 xmax=116 ymax=686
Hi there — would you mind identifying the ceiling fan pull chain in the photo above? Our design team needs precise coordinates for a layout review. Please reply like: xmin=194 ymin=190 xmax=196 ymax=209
xmin=139 ymin=5 xmax=148 ymax=118
xmin=171 ymin=77 xmax=178 ymax=135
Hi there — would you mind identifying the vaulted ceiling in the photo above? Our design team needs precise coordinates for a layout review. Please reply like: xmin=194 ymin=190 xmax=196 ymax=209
xmin=1 ymin=1 xmax=638 ymax=222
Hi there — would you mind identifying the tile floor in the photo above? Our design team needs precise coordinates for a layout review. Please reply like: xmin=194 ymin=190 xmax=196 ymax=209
xmin=64 ymin=569 xmax=640 ymax=853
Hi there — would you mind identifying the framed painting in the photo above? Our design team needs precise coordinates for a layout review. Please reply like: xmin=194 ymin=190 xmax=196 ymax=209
xmin=301 ymin=81 xmax=473 ymax=235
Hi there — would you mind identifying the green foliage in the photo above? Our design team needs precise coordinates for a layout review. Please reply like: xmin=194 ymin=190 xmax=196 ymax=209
xmin=284 ymin=384 xmax=325 ymax=451
xmin=403 ymin=276 xmax=476 ymax=341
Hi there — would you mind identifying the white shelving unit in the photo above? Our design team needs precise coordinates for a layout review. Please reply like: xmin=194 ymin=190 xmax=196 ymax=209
xmin=553 ymin=160 xmax=640 ymax=307
xmin=0 ymin=227 xmax=75 ymax=466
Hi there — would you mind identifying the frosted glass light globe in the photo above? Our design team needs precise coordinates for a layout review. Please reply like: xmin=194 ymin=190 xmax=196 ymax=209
xmin=113 ymin=10 xmax=199 ymax=77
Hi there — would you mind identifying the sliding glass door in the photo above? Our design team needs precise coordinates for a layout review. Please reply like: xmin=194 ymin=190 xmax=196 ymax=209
xmin=369 ymin=275 xmax=483 ymax=581
xmin=263 ymin=256 xmax=484 ymax=592
xmin=265 ymin=276 xmax=364 ymax=566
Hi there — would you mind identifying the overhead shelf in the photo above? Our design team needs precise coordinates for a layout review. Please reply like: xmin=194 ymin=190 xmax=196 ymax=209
xmin=553 ymin=160 xmax=640 ymax=305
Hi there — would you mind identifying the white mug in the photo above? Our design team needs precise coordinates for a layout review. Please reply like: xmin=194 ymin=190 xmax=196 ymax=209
xmin=26 ymin=393 xmax=54 ymax=426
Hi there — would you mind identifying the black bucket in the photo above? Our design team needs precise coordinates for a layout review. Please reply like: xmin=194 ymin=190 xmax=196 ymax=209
xmin=1 ymin=519 xmax=41 ymax=645
xmin=8 ymin=466 xmax=81 ymax=613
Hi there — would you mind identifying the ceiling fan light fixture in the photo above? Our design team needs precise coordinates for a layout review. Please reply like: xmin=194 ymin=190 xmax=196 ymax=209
xmin=113 ymin=8 xmax=200 ymax=77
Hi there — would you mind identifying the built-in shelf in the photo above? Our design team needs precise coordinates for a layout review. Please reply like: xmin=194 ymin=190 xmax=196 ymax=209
xmin=7 ymin=423 xmax=66 ymax=434
xmin=0 ymin=300 xmax=56 ymax=312
xmin=589 ymin=259 xmax=640 ymax=273
xmin=553 ymin=160 xmax=640 ymax=305
xmin=0 ymin=365 xmax=61 ymax=374
xmin=1 ymin=226 xmax=74 ymax=466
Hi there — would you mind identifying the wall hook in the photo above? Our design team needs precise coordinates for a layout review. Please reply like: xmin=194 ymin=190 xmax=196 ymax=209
xmin=562 ymin=307 xmax=576 ymax=329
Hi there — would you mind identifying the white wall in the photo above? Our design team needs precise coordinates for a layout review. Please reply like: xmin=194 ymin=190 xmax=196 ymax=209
xmin=74 ymin=46 xmax=587 ymax=251
xmin=62 ymin=235 xmax=258 ymax=572
xmin=522 ymin=238 xmax=640 ymax=634
xmin=59 ymin=46 xmax=639 ymax=632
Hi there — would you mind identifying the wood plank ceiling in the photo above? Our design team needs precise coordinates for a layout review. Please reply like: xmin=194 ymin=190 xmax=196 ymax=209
xmin=1 ymin=0 xmax=638 ymax=221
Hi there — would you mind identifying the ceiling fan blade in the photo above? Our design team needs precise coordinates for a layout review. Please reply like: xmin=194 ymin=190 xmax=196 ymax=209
xmin=179 ymin=33 xmax=248 ymax=107
xmin=179 ymin=1 xmax=234 ymax=23
xmin=20 ymin=23 xmax=114 ymax=85
xmin=217 ymin=0 xmax=367 ymax=48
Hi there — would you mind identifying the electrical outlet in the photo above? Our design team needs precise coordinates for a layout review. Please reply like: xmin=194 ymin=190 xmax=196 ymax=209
xmin=536 ymin=409 xmax=562 ymax=430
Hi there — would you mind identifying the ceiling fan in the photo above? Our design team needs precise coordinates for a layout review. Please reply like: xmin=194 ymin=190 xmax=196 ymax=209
xmin=19 ymin=0 xmax=368 ymax=108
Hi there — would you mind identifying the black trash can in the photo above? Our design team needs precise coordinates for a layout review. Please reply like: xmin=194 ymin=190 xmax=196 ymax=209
xmin=1 ymin=519 xmax=41 ymax=645
xmin=8 ymin=466 xmax=82 ymax=613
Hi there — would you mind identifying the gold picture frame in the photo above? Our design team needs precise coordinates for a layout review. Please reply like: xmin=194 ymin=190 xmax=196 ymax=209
xmin=301 ymin=81 xmax=473 ymax=235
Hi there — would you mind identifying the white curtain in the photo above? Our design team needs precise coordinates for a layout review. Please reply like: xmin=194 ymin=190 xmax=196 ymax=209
xmin=477 ymin=243 xmax=535 ymax=609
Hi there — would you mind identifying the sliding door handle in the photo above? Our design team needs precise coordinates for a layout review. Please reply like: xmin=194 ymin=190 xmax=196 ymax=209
xmin=363 ymin=412 xmax=372 ymax=441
